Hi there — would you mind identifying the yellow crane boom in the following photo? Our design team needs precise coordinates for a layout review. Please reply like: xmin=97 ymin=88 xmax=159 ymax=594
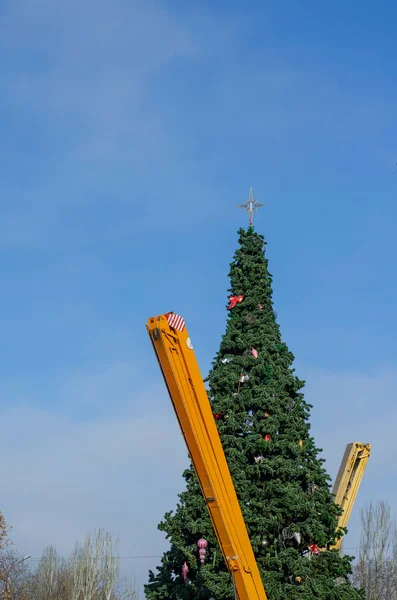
xmin=332 ymin=442 xmax=371 ymax=550
xmin=146 ymin=312 xmax=267 ymax=600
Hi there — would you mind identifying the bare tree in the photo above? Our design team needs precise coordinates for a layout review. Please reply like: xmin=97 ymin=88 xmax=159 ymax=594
xmin=352 ymin=500 xmax=397 ymax=600
xmin=24 ymin=545 xmax=72 ymax=600
xmin=0 ymin=514 xmax=10 ymax=554
xmin=30 ymin=546 xmax=59 ymax=600
xmin=0 ymin=547 xmax=30 ymax=600
xmin=100 ymin=532 xmax=119 ymax=600
xmin=70 ymin=529 xmax=119 ymax=600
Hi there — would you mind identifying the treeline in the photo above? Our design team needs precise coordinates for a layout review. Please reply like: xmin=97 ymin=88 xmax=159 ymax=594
xmin=0 ymin=526 xmax=139 ymax=600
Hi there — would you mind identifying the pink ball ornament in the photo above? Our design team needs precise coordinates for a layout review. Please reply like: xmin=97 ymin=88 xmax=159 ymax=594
xmin=197 ymin=538 xmax=208 ymax=563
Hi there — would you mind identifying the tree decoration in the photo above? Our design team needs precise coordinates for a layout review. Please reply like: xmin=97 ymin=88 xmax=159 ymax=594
xmin=244 ymin=417 xmax=253 ymax=434
xmin=308 ymin=483 xmax=319 ymax=495
xmin=251 ymin=347 xmax=258 ymax=359
xmin=281 ymin=527 xmax=293 ymax=541
xmin=258 ymin=304 xmax=263 ymax=310
xmin=298 ymin=439 xmax=303 ymax=449
xmin=308 ymin=544 xmax=320 ymax=555
xmin=264 ymin=434 xmax=271 ymax=442
xmin=228 ymin=295 xmax=244 ymax=309
xmin=239 ymin=373 xmax=249 ymax=383
xmin=182 ymin=562 xmax=189 ymax=582
xmin=281 ymin=526 xmax=300 ymax=544
xmin=295 ymin=576 xmax=302 ymax=583
xmin=197 ymin=538 xmax=208 ymax=564
xmin=237 ymin=187 xmax=264 ymax=226
xmin=214 ymin=413 xmax=222 ymax=421
xmin=221 ymin=357 xmax=233 ymax=364
xmin=245 ymin=314 xmax=256 ymax=324
xmin=264 ymin=412 xmax=269 ymax=418
xmin=261 ymin=539 xmax=268 ymax=546
xmin=254 ymin=455 xmax=264 ymax=463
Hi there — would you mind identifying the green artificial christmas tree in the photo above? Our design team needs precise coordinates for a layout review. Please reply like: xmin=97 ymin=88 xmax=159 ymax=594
xmin=145 ymin=226 xmax=364 ymax=600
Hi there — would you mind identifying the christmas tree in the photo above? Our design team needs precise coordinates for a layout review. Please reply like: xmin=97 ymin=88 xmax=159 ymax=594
xmin=145 ymin=225 xmax=364 ymax=599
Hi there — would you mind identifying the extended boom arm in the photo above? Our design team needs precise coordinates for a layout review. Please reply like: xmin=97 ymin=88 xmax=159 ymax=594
xmin=332 ymin=442 xmax=371 ymax=550
xmin=146 ymin=313 xmax=267 ymax=600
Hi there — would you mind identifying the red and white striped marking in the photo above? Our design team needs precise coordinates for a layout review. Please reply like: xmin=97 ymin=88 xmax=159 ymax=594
xmin=166 ymin=313 xmax=186 ymax=332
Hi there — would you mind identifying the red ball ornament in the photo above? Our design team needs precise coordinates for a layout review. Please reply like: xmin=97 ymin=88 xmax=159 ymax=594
xmin=215 ymin=413 xmax=221 ymax=421
xmin=264 ymin=434 xmax=271 ymax=442
xmin=308 ymin=543 xmax=320 ymax=555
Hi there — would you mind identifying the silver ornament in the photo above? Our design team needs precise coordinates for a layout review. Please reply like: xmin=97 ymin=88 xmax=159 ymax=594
xmin=293 ymin=532 xmax=301 ymax=544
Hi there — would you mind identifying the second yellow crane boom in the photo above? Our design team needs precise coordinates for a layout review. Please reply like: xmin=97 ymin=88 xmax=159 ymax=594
xmin=332 ymin=442 xmax=371 ymax=550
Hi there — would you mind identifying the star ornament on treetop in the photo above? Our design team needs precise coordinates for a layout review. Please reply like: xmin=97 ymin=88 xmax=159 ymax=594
xmin=237 ymin=187 xmax=265 ymax=226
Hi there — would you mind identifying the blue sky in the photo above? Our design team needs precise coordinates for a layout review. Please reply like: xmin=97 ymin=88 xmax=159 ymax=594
xmin=0 ymin=0 xmax=396 ymax=593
